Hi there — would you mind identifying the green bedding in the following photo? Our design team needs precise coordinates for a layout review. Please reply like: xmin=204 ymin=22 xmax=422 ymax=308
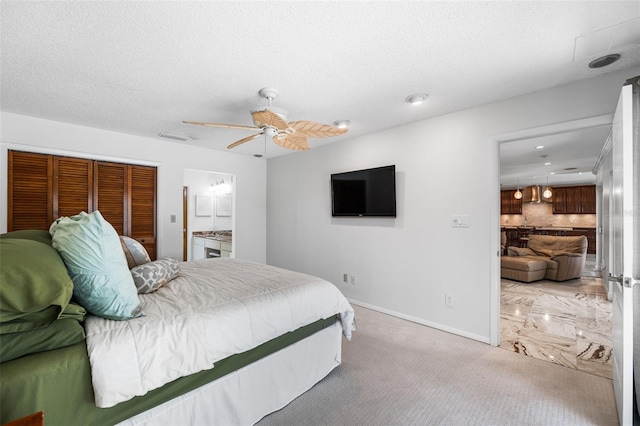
xmin=0 ymin=318 xmax=86 ymax=363
xmin=0 ymin=316 xmax=338 ymax=426
xmin=0 ymin=239 xmax=75 ymax=333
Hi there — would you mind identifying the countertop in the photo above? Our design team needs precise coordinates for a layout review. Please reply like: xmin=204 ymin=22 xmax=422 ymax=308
xmin=500 ymin=226 xmax=594 ymax=231
xmin=193 ymin=231 xmax=232 ymax=243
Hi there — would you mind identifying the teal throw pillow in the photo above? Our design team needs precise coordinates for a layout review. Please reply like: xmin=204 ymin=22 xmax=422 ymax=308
xmin=50 ymin=211 xmax=143 ymax=320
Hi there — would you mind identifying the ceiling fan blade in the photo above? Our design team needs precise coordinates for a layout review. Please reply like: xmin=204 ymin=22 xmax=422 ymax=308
xmin=183 ymin=120 xmax=258 ymax=131
xmin=227 ymin=132 xmax=263 ymax=149
xmin=287 ymin=121 xmax=348 ymax=138
xmin=252 ymin=110 xmax=288 ymax=131
xmin=273 ymin=134 xmax=310 ymax=150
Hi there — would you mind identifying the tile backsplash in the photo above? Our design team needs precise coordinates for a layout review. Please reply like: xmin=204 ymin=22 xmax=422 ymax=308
xmin=501 ymin=202 xmax=596 ymax=228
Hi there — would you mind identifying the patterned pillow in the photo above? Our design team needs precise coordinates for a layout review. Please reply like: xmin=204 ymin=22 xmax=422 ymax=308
xmin=131 ymin=258 xmax=180 ymax=294
xmin=120 ymin=236 xmax=151 ymax=269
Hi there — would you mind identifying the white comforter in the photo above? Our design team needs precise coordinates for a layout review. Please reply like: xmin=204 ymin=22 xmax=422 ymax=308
xmin=85 ymin=258 xmax=355 ymax=408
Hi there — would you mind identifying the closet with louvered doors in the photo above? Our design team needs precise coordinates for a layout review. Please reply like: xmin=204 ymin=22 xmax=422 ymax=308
xmin=7 ymin=150 xmax=156 ymax=260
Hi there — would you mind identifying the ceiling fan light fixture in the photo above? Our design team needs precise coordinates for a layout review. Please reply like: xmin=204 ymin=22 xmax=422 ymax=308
xmin=333 ymin=120 xmax=350 ymax=129
xmin=405 ymin=93 xmax=429 ymax=105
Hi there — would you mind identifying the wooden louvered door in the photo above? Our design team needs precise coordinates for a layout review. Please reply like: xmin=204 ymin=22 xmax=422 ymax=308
xmin=93 ymin=161 xmax=128 ymax=236
xmin=8 ymin=151 xmax=53 ymax=231
xmin=54 ymin=157 xmax=93 ymax=218
xmin=8 ymin=151 xmax=156 ymax=260
xmin=129 ymin=165 xmax=157 ymax=259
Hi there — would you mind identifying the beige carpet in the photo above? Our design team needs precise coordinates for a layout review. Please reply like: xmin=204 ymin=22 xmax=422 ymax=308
xmin=258 ymin=305 xmax=618 ymax=425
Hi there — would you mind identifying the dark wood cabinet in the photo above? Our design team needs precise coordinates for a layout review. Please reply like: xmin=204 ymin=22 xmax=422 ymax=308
xmin=500 ymin=190 xmax=522 ymax=214
xmin=7 ymin=151 xmax=157 ymax=259
xmin=580 ymin=186 xmax=596 ymax=214
xmin=567 ymin=227 xmax=596 ymax=254
xmin=552 ymin=185 xmax=596 ymax=214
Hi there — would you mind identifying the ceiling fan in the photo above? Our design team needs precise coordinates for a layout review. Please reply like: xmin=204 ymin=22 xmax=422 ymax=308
xmin=183 ymin=88 xmax=348 ymax=151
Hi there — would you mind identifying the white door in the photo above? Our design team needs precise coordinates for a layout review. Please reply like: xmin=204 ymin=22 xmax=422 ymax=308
xmin=609 ymin=79 xmax=637 ymax=425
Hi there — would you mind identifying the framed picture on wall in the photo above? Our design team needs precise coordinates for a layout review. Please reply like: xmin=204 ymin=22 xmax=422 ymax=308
xmin=195 ymin=193 xmax=213 ymax=217
xmin=216 ymin=195 xmax=232 ymax=217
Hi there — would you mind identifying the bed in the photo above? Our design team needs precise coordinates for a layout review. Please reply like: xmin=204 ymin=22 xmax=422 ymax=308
xmin=0 ymin=214 xmax=355 ymax=425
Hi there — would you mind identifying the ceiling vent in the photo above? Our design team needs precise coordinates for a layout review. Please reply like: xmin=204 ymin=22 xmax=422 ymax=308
xmin=158 ymin=132 xmax=191 ymax=142
xmin=588 ymin=54 xmax=621 ymax=68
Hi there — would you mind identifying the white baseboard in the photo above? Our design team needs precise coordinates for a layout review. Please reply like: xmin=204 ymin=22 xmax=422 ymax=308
xmin=348 ymin=298 xmax=491 ymax=345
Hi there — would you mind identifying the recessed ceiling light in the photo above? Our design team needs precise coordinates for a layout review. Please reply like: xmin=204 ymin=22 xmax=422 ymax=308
xmin=405 ymin=93 xmax=429 ymax=105
xmin=588 ymin=53 xmax=621 ymax=69
xmin=550 ymin=172 xmax=556 ymax=175
xmin=535 ymin=145 xmax=544 ymax=149
xmin=544 ymin=162 xmax=551 ymax=166
xmin=333 ymin=120 xmax=350 ymax=129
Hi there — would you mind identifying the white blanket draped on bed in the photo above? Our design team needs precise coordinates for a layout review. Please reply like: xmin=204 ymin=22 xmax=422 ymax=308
xmin=85 ymin=258 xmax=355 ymax=408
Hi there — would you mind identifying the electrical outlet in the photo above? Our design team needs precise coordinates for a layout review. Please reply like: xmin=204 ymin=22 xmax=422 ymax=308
xmin=445 ymin=293 xmax=454 ymax=307
xmin=343 ymin=273 xmax=348 ymax=283
xmin=350 ymin=275 xmax=356 ymax=286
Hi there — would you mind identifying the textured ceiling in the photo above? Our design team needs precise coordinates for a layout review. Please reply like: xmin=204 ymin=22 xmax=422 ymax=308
xmin=2 ymin=1 xmax=639 ymax=183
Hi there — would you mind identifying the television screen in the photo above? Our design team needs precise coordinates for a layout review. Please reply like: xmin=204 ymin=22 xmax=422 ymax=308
xmin=331 ymin=165 xmax=396 ymax=217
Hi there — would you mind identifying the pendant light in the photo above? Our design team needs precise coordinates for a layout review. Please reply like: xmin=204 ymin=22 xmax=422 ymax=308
xmin=514 ymin=179 xmax=523 ymax=200
xmin=543 ymin=176 xmax=553 ymax=199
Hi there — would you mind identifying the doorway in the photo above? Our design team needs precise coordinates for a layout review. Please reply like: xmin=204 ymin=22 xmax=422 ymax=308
xmin=183 ymin=169 xmax=235 ymax=261
xmin=493 ymin=115 xmax=614 ymax=377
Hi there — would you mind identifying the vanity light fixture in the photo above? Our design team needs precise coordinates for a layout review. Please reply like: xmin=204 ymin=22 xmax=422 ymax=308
xmin=333 ymin=120 xmax=350 ymax=129
xmin=543 ymin=176 xmax=553 ymax=199
xmin=405 ymin=93 xmax=429 ymax=105
xmin=514 ymin=179 xmax=523 ymax=200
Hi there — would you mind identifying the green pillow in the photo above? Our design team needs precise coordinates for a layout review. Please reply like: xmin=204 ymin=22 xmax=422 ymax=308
xmin=0 ymin=239 xmax=74 ymax=333
xmin=0 ymin=230 xmax=52 ymax=246
xmin=0 ymin=318 xmax=86 ymax=363
xmin=50 ymin=211 xmax=143 ymax=320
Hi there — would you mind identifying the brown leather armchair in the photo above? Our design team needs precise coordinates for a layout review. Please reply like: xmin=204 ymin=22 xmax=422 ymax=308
xmin=506 ymin=234 xmax=588 ymax=281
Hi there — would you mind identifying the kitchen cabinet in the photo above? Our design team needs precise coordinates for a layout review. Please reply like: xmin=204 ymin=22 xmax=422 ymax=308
xmin=552 ymin=185 xmax=596 ymax=214
xmin=566 ymin=227 xmax=597 ymax=254
xmin=500 ymin=190 xmax=522 ymax=214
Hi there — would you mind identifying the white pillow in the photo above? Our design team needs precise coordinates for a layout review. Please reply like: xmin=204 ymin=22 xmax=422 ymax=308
xmin=119 ymin=236 xmax=151 ymax=269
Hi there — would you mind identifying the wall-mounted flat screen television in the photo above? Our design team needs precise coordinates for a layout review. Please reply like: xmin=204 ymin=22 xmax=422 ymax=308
xmin=331 ymin=165 xmax=396 ymax=217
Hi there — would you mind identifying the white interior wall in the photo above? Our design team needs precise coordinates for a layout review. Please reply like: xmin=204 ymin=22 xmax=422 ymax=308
xmin=267 ymin=66 xmax=640 ymax=343
xmin=0 ymin=113 xmax=266 ymax=263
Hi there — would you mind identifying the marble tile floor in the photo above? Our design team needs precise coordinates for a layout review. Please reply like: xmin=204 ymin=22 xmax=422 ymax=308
xmin=500 ymin=266 xmax=612 ymax=379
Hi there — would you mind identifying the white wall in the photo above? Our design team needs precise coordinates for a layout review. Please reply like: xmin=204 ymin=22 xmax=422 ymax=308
xmin=267 ymin=66 xmax=640 ymax=344
xmin=0 ymin=113 xmax=266 ymax=263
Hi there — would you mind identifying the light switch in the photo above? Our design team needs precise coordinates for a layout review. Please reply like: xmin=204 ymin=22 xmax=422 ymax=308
xmin=170 ymin=215 xmax=176 ymax=223
xmin=452 ymin=215 xmax=470 ymax=228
